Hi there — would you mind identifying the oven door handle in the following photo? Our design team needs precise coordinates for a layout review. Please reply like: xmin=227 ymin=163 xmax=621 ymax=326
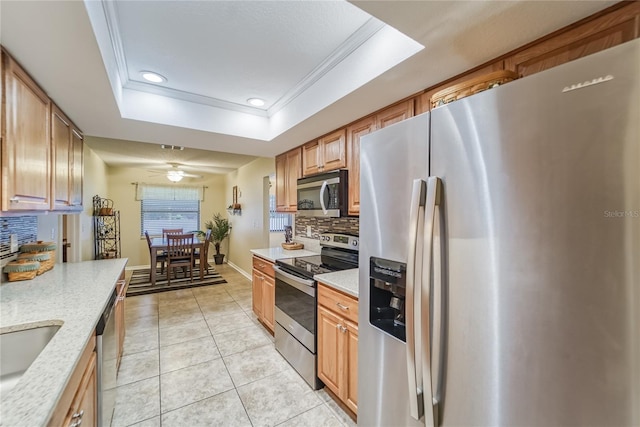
xmin=273 ymin=266 xmax=316 ymax=296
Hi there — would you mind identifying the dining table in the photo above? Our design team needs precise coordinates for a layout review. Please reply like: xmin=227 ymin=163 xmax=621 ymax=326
xmin=149 ymin=234 xmax=206 ymax=286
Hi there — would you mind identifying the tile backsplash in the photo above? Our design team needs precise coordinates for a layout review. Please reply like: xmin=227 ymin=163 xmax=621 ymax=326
xmin=0 ymin=216 xmax=38 ymax=264
xmin=295 ymin=216 xmax=359 ymax=239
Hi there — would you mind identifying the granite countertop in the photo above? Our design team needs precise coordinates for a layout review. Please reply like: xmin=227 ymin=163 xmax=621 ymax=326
xmin=315 ymin=268 xmax=359 ymax=298
xmin=250 ymin=247 xmax=319 ymax=263
xmin=0 ymin=258 xmax=128 ymax=427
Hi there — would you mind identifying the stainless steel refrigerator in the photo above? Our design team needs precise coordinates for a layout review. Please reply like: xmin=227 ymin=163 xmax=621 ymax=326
xmin=359 ymin=38 xmax=639 ymax=426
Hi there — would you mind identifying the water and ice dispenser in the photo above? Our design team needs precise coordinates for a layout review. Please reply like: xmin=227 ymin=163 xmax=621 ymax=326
xmin=369 ymin=257 xmax=407 ymax=342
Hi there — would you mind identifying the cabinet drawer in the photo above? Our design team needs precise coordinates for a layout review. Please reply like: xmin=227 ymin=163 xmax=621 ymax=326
xmin=252 ymin=256 xmax=274 ymax=277
xmin=318 ymin=283 xmax=359 ymax=324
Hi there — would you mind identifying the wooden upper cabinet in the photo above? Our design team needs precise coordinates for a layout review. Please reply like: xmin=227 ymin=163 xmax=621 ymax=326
xmin=320 ymin=129 xmax=347 ymax=171
xmin=346 ymin=116 xmax=376 ymax=216
xmin=52 ymin=105 xmax=72 ymax=210
xmin=504 ymin=2 xmax=640 ymax=78
xmin=52 ymin=104 xmax=83 ymax=211
xmin=285 ymin=148 xmax=301 ymax=212
xmin=275 ymin=147 xmax=301 ymax=212
xmin=376 ymin=99 xmax=414 ymax=129
xmin=302 ymin=139 xmax=322 ymax=176
xmin=416 ymin=61 xmax=505 ymax=115
xmin=302 ymin=129 xmax=346 ymax=177
xmin=2 ymin=49 xmax=52 ymax=211
xmin=70 ymin=127 xmax=84 ymax=208
xmin=275 ymin=153 xmax=288 ymax=212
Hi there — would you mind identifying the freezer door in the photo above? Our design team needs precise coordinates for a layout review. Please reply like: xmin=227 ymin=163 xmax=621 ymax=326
xmin=431 ymin=39 xmax=640 ymax=426
xmin=359 ymin=112 xmax=429 ymax=427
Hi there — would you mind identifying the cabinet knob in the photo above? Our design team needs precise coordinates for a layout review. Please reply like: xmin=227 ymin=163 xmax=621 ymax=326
xmin=9 ymin=197 xmax=19 ymax=203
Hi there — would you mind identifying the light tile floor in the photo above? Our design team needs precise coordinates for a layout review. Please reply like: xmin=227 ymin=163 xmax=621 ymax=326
xmin=113 ymin=264 xmax=356 ymax=427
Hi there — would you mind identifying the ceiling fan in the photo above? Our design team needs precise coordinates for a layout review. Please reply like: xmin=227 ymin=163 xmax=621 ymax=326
xmin=148 ymin=162 xmax=202 ymax=182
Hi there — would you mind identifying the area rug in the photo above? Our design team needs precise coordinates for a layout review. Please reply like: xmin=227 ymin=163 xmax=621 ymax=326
xmin=126 ymin=267 xmax=227 ymax=297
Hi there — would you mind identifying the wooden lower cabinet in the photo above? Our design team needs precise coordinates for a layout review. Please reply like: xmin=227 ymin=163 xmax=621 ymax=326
xmin=252 ymin=255 xmax=275 ymax=333
xmin=317 ymin=283 xmax=358 ymax=415
xmin=49 ymin=335 xmax=97 ymax=427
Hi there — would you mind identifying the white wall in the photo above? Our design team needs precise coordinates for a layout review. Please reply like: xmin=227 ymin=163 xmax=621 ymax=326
xmin=224 ymin=157 xmax=274 ymax=275
xmin=80 ymin=144 xmax=109 ymax=261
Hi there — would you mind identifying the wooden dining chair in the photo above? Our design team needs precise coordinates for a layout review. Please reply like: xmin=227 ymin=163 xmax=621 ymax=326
xmin=166 ymin=233 xmax=194 ymax=285
xmin=194 ymin=229 xmax=212 ymax=274
xmin=162 ymin=228 xmax=183 ymax=241
xmin=145 ymin=230 xmax=167 ymax=280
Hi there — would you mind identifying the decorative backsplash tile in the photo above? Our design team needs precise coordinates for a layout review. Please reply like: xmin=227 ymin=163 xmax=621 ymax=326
xmin=295 ymin=216 xmax=359 ymax=239
xmin=0 ymin=216 xmax=38 ymax=262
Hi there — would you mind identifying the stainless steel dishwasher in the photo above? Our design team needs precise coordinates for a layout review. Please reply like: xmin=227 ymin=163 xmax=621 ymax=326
xmin=96 ymin=290 xmax=117 ymax=427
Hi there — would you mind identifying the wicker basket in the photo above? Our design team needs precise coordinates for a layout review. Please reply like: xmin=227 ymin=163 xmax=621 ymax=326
xmin=430 ymin=70 xmax=518 ymax=109
xmin=19 ymin=241 xmax=57 ymax=272
xmin=17 ymin=252 xmax=51 ymax=275
xmin=281 ymin=242 xmax=304 ymax=250
xmin=3 ymin=260 xmax=40 ymax=282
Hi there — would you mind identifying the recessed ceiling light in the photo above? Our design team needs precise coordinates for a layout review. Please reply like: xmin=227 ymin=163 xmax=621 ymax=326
xmin=247 ymin=98 xmax=265 ymax=107
xmin=141 ymin=71 xmax=167 ymax=83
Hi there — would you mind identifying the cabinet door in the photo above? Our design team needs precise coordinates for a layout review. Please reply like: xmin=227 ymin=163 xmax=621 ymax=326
xmin=67 ymin=352 xmax=97 ymax=427
xmin=317 ymin=305 xmax=343 ymax=396
xmin=344 ymin=320 xmax=358 ymax=414
xmin=320 ymin=129 xmax=346 ymax=172
xmin=2 ymin=51 xmax=51 ymax=211
xmin=416 ymin=61 xmax=505 ymax=114
xmin=346 ymin=116 xmax=376 ymax=216
xmin=52 ymin=105 xmax=72 ymax=210
xmin=376 ymin=99 xmax=414 ymax=129
xmin=302 ymin=139 xmax=322 ymax=176
xmin=504 ymin=3 xmax=640 ymax=78
xmin=262 ymin=274 xmax=275 ymax=332
xmin=252 ymin=269 xmax=263 ymax=319
xmin=275 ymin=153 xmax=288 ymax=212
xmin=70 ymin=128 xmax=83 ymax=208
xmin=285 ymin=148 xmax=301 ymax=211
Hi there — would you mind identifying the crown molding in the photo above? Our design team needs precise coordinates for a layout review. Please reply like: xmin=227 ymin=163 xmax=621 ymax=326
xmin=267 ymin=18 xmax=385 ymax=116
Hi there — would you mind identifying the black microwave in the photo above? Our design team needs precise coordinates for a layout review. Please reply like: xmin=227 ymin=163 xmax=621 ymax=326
xmin=296 ymin=170 xmax=348 ymax=217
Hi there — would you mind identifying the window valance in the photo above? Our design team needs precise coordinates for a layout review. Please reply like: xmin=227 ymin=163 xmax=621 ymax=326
xmin=135 ymin=183 xmax=205 ymax=201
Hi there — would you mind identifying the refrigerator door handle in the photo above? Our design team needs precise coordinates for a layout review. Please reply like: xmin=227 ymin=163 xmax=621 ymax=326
xmin=319 ymin=180 xmax=329 ymax=214
xmin=406 ymin=178 xmax=426 ymax=421
xmin=421 ymin=176 xmax=443 ymax=427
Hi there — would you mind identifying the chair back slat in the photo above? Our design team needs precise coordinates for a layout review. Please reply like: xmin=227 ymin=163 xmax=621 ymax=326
xmin=163 ymin=228 xmax=184 ymax=241
xmin=167 ymin=233 xmax=194 ymax=261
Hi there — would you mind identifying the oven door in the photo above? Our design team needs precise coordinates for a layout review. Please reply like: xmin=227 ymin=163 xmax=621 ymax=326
xmin=273 ymin=266 xmax=316 ymax=352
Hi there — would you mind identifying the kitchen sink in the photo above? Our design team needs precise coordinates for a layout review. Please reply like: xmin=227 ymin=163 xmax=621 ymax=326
xmin=0 ymin=325 xmax=61 ymax=397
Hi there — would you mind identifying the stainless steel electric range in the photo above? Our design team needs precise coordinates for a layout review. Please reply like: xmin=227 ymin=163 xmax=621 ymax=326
xmin=273 ymin=233 xmax=359 ymax=389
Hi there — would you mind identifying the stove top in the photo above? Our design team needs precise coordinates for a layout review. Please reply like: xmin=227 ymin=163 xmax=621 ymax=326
xmin=276 ymin=245 xmax=358 ymax=280
xmin=277 ymin=255 xmax=336 ymax=277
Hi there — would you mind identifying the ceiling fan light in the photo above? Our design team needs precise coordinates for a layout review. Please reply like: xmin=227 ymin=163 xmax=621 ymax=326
xmin=141 ymin=71 xmax=167 ymax=83
xmin=166 ymin=170 xmax=184 ymax=182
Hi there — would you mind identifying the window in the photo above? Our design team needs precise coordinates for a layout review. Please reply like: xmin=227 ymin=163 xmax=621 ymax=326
xmin=269 ymin=194 xmax=292 ymax=232
xmin=138 ymin=184 xmax=202 ymax=236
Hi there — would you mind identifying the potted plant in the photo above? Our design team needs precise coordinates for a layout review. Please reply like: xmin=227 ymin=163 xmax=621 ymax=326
xmin=204 ymin=213 xmax=230 ymax=264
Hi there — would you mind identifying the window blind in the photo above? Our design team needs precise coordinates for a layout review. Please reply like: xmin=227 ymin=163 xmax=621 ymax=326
xmin=139 ymin=184 xmax=201 ymax=236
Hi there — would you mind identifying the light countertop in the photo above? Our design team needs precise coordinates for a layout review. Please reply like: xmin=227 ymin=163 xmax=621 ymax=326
xmin=315 ymin=268 xmax=359 ymax=298
xmin=250 ymin=247 xmax=319 ymax=263
xmin=0 ymin=258 xmax=128 ymax=427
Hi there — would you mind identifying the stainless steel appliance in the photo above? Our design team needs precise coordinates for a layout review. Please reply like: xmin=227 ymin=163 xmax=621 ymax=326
xmin=359 ymin=39 xmax=640 ymax=426
xmin=296 ymin=170 xmax=348 ymax=217
xmin=274 ymin=233 xmax=359 ymax=389
xmin=96 ymin=290 xmax=118 ymax=427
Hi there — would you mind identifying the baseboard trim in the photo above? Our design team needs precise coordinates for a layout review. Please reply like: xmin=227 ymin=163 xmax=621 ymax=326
xmin=227 ymin=261 xmax=251 ymax=280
